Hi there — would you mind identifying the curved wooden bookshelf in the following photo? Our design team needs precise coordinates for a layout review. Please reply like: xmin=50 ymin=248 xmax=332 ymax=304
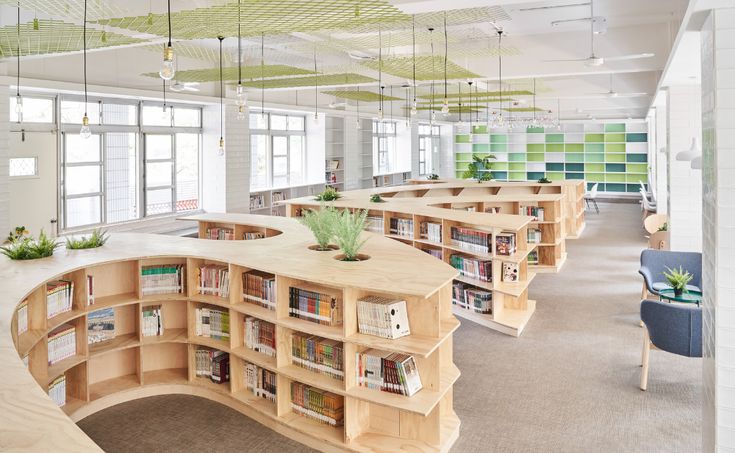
xmin=4 ymin=215 xmax=459 ymax=453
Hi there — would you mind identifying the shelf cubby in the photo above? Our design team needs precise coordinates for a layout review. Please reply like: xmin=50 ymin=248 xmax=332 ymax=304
xmin=141 ymin=342 xmax=188 ymax=386
xmin=88 ymin=347 xmax=141 ymax=401
xmin=140 ymin=299 xmax=188 ymax=344
xmin=88 ymin=303 xmax=140 ymax=357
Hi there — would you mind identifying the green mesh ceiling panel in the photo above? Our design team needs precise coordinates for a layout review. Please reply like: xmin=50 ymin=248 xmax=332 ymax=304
xmin=141 ymin=64 xmax=313 ymax=83
xmin=407 ymin=106 xmax=482 ymax=113
xmin=97 ymin=1 xmax=409 ymax=39
xmin=0 ymin=0 xmax=124 ymax=21
xmin=361 ymin=56 xmax=478 ymax=81
xmin=419 ymin=90 xmax=533 ymax=100
xmin=322 ymin=90 xmax=401 ymax=102
xmin=0 ymin=20 xmax=143 ymax=57
xmin=349 ymin=6 xmax=510 ymax=33
xmin=239 ymin=73 xmax=375 ymax=89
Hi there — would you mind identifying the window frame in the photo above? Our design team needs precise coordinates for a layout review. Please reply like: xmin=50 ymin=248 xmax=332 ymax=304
xmin=249 ymin=111 xmax=307 ymax=190
xmin=8 ymin=157 xmax=39 ymax=179
xmin=372 ymin=120 xmax=397 ymax=176
xmin=418 ymin=123 xmax=441 ymax=176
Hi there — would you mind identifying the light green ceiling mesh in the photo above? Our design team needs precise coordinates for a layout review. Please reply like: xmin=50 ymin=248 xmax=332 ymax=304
xmin=0 ymin=0 xmax=125 ymax=21
xmin=239 ymin=73 xmax=375 ymax=89
xmin=361 ymin=56 xmax=478 ymax=81
xmin=322 ymin=90 xmax=400 ymax=102
xmin=141 ymin=64 xmax=314 ymax=83
xmin=348 ymin=6 xmax=510 ymax=33
xmin=97 ymin=0 xmax=409 ymax=39
xmin=406 ymin=106 xmax=482 ymax=113
xmin=419 ymin=90 xmax=534 ymax=100
xmin=0 ymin=20 xmax=143 ymax=57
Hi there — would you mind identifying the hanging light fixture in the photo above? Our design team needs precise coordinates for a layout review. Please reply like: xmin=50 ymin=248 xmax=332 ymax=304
xmin=217 ymin=36 xmax=225 ymax=156
xmin=356 ymin=87 xmax=362 ymax=130
xmin=236 ymin=0 xmax=247 ymax=119
xmin=404 ymin=84 xmax=410 ymax=127
xmin=80 ymin=0 xmax=92 ymax=139
xmin=410 ymin=16 xmax=418 ymax=116
xmin=378 ymin=27 xmax=384 ymax=121
xmin=429 ymin=27 xmax=436 ymax=122
xmin=441 ymin=13 xmax=450 ymax=115
xmin=490 ymin=30 xmax=505 ymax=129
xmin=159 ymin=0 xmax=175 ymax=80
xmin=260 ymin=33 xmax=265 ymax=121
xmin=15 ymin=1 xmax=22 ymax=121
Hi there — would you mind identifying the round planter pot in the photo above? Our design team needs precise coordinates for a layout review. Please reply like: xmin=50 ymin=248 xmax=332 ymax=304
xmin=673 ymin=288 xmax=684 ymax=297
xmin=307 ymin=244 xmax=339 ymax=252
xmin=333 ymin=253 xmax=371 ymax=262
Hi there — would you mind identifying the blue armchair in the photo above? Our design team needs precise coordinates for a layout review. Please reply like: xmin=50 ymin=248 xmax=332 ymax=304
xmin=638 ymin=249 xmax=702 ymax=299
xmin=640 ymin=299 xmax=702 ymax=390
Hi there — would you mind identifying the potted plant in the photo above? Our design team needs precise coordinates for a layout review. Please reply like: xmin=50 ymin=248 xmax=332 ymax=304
xmin=462 ymin=155 xmax=495 ymax=182
xmin=427 ymin=173 xmax=440 ymax=180
xmin=6 ymin=226 xmax=29 ymax=243
xmin=333 ymin=209 xmax=370 ymax=261
xmin=66 ymin=228 xmax=109 ymax=250
xmin=657 ymin=222 xmax=668 ymax=232
xmin=369 ymin=193 xmax=386 ymax=203
xmin=299 ymin=202 xmax=339 ymax=251
xmin=0 ymin=230 xmax=60 ymax=260
xmin=663 ymin=266 xmax=694 ymax=297
xmin=537 ymin=177 xmax=552 ymax=184
xmin=314 ymin=186 xmax=341 ymax=202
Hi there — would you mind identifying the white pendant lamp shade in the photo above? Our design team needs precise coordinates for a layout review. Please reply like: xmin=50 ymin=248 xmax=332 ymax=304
xmin=691 ymin=155 xmax=702 ymax=170
xmin=676 ymin=138 xmax=699 ymax=161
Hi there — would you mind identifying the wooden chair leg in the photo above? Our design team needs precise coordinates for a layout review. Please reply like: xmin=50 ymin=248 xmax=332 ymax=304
xmin=640 ymin=326 xmax=650 ymax=391
xmin=641 ymin=283 xmax=648 ymax=300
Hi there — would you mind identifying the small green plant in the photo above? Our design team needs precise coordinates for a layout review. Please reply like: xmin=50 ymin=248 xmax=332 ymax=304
xmin=370 ymin=194 xmax=386 ymax=203
xmin=299 ymin=202 xmax=339 ymax=251
xmin=663 ymin=266 xmax=693 ymax=295
xmin=65 ymin=229 xmax=109 ymax=250
xmin=462 ymin=155 xmax=495 ymax=182
xmin=0 ymin=230 xmax=60 ymax=260
xmin=315 ymin=186 xmax=341 ymax=202
xmin=7 ymin=226 xmax=29 ymax=243
xmin=334 ymin=209 xmax=369 ymax=261
xmin=427 ymin=173 xmax=439 ymax=180
xmin=538 ymin=177 xmax=552 ymax=184
xmin=657 ymin=222 xmax=668 ymax=232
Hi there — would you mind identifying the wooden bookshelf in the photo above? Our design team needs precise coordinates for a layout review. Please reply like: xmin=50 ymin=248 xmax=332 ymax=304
xmin=4 ymin=214 xmax=459 ymax=453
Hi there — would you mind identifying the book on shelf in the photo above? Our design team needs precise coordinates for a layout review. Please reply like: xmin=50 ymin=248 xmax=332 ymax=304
xmin=484 ymin=206 xmax=502 ymax=214
xmin=194 ymin=306 xmax=230 ymax=341
xmin=450 ymin=254 xmax=492 ymax=282
xmin=288 ymin=287 xmax=342 ymax=327
xmin=46 ymin=280 xmax=74 ymax=319
xmin=420 ymin=221 xmax=442 ymax=243
xmin=328 ymin=159 xmax=340 ymax=171
xmin=452 ymin=205 xmax=476 ymax=212
xmin=365 ymin=216 xmax=384 ymax=233
xmin=356 ymin=295 xmax=410 ymax=339
xmin=356 ymin=349 xmax=423 ymax=397
xmin=244 ymin=316 xmax=276 ymax=357
xmin=389 ymin=217 xmax=413 ymax=237
xmin=141 ymin=304 xmax=164 ymax=336
xmin=272 ymin=191 xmax=286 ymax=203
xmin=87 ymin=275 xmax=94 ymax=306
xmin=528 ymin=250 xmax=539 ymax=265
xmin=87 ymin=307 xmax=115 ymax=345
xmin=48 ymin=323 xmax=76 ymax=365
xmin=197 ymin=264 xmax=230 ymax=298
xmin=250 ymin=194 xmax=266 ymax=210
xmin=243 ymin=231 xmax=265 ymax=240
xmin=195 ymin=348 xmax=229 ymax=383
xmin=292 ymin=333 xmax=344 ymax=380
xmin=16 ymin=299 xmax=28 ymax=335
xmin=450 ymin=226 xmax=491 ymax=254
xmin=244 ymin=362 xmax=277 ymax=402
xmin=242 ymin=271 xmax=276 ymax=311
xmin=140 ymin=264 xmax=185 ymax=296
xmin=423 ymin=248 xmax=442 ymax=260
xmin=495 ymin=232 xmax=517 ymax=256
xmin=291 ymin=381 xmax=344 ymax=427
xmin=48 ymin=375 xmax=66 ymax=407
xmin=502 ymin=262 xmax=519 ymax=282
xmin=452 ymin=282 xmax=492 ymax=314
xmin=326 ymin=172 xmax=338 ymax=184
xmin=205 ymin=227 xmax=235 ymax=240
xmin=527 ymin=228 xmax=542 ymax=244
xmin=520 ymin=206 xmax=545 ymax=221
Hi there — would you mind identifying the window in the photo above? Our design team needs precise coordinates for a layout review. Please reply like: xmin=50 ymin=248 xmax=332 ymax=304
xmin=10 ymin=96 xmax=54 ymax=123
xmin=62 ymin=134 xmax=103 ymax=228
xmin=9 ymin=157 xmax=38 ymax=177
xmin=249 ymin=112 xmax=307 ymax=190
xmin=143 ymin=133 xmax=200 ymax=216
xmin=372 ymin=120 xmax=397 ymax=175
xmin=418 ymin=124 xmax=441 ymax=175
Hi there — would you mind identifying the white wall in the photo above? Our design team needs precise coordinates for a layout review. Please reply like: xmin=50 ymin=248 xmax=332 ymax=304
xmin=654 ymin=104 xmax=668 ymax=214
xmin=201 ymin=104 xmax=227 ymax=213
xmin=0 ymin=85 xmax=10 ymax=238
xmin=396 ymin=120 xmax=413 ymax=173
xmin=306 ymin=114 xmax=326 ymax=185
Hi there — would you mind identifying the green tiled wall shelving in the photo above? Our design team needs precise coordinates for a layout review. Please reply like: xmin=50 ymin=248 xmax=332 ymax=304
xmin=454 ymin=122 xmax=649 ymax=193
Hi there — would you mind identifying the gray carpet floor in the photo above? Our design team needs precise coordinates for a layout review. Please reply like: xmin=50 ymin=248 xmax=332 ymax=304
xmin=78 ymin=202 xmax=701 ymax=452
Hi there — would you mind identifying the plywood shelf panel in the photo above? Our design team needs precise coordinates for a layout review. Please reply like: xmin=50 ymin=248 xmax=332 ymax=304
xmin=17 ymin=329 xmax=46 ymax=356
xmin=89 ymin=333 xmax=140 ymax=357
xmin=140 ymin=328 xmax=188 ymax=345
xmin=47 ymin=354 xmax=87 ymax=382
xmin=89 ymin=374 xmax=140 ymax=401
xmin=143 ymin=368 xmax=188 ymax=386
xmin=230 ymin=346 xmax=278 ymax=371
xmin=90 ymin=292 xmax=139 ymax=310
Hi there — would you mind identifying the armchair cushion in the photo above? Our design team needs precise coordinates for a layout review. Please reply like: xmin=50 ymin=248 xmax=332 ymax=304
xmin=640 ymin=299 xmax=702 ymax=358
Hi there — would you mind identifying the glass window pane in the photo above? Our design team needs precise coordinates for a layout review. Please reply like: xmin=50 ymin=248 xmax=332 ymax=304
xmin=142 ymin=105 xmax=172 ymax=126
xmin=61 ymin=100 xmax=100 ymax=124
xmin=175 ymin=133 xmax=199 ymax=211
xmin=250 ymin=134 xmax=268 ymax=190
xmin=289 ymin=135 xmax=304 ymax=185
xmin=105 ymin=133 xmax=139 ymax=223
xmin=146 ymin=188 xmax=173 ymax=215
xmin=273 ymin=156 xmax=288 ymax=187
xmin=102 ymin=103 xmax=137 ymax=126
xmin=250 ymin=112 xmax=268 ymax=129
xmin=66 ymin=196 xmax=101 ymax=228
xmin=9 ymin=157 xmax=38 ymax=177
xmin=419 ymin=124 xmax=430 ymax=135
xmin=146 ymin=162 xmax=173 ymax=187
xmin=66 ymin=165 xmax=101 ymax=195
xmin=146 ymin=135 xmax=172 ymax=160
xmin=273 ymin=136 xmax=288 ymax=156
xmin=271 ymin=115 xmax=287 ymax=130
xmin=288 ymin=116 xmax=304 ymax=131
xmin=174 ymin=107 xmax=201 ymax=127
xmin=66 ymin=134 xmax=101 ymax=163
xmin=10 ymin=97 xmax=53 ymax=123
xmin=432 ymin=125 xmax=441 ymax=135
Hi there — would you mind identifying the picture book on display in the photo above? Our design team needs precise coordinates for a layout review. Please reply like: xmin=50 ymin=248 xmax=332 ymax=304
xmin=452 ymin=282 xmax=492 ymax=314
xmin=245 ymin=316 xmax=276 ymax=357
xmin=356 ymin=295 xmax=410 ymax=339
xmin=48 ymin=323 xmax=76 ymax=365
xmin=243 ymin=270 xmax=276 ymax=310
xmin=356 ymin=349 xmax=423 ymax=397
xmin=288 ymin=287 xmax=342 ymax=327
xmin=142 ymin=305 xmax=164 ymax=336
xmin=292 ymin=333 xmax=344 ymax=380
xmin=291 ymin=381 xmax=344 ymax=427
xmin=87 ymin=308 xmax=115 ymax=345
xmin=140 ymin=264 xmax=185 ymax=295
xmin=245 ymin=362 xmax=276 ymax=402
xmin=46 ymin=280 xmax=74 ymax=319
xmin=495 ymin=232 xmax=517 ymax=256
xmin=502 ymin=262 xmax=519 ymax=282
xmin=194 ymin=306 xmax=230 ymax=341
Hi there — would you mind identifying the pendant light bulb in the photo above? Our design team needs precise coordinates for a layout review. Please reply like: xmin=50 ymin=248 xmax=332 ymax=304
xmin=378 ymin=109 xmax=384 ymax=121
xmin=218 ymin=137 xmax=225 ymax=156
xmin=80 ymin=115 xmax=92 ymax=139
xmin=356 ymin=117 xmax=362 ymax=130
xmin=237 ymin=105 xmax=246 ymax=120
xmin=441 ymin=98 xmax=450 ymax=115
xmin=160 ymin=45 xmax=175 ymax=80
xmin=15 ymin=95 xmax=23 ymax=115
xmin=410 ymin=101 xmax=418 ymax=116
xmin=236 ymin=85 xmax=247 ymax=107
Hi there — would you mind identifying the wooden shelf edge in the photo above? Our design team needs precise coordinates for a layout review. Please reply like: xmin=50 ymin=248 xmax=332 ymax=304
xmin=452 ymin=299 xmax=536 ymax=337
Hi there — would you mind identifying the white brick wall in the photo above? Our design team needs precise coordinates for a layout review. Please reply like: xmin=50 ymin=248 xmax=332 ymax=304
xmin=655 ymin=105 xmax=668 ymax=214
xmin=0 ymin=85 xmax=10 ymax=236
xmin=224 ymin=104 xmax=250 ymax=213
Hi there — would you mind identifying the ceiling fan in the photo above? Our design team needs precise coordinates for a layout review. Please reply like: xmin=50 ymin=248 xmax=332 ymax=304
xmin=544 ymin=0 xmax=654 ymax=67
xmin=328 ymin=100 xmax=347 ymax=109
xmin=584 ymin=74 xmax=648 ymax=98
xmin=169 ymin=80 xmax=200 ymax=92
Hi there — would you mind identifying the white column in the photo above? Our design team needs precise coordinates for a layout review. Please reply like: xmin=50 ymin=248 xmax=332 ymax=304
xmin=224 ymin=104 xmax=250 ymax=213
xmin=655 ymin=105 xmax=668 ymax=214
xmin=0 ymin=84 xmax=10 ymax=236
xmin=667 ymin=85 xmax=702 ymax=252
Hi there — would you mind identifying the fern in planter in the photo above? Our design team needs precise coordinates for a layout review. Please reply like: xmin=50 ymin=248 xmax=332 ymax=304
xmin=369 ymin=194 xmax=386 ymax=203
xmin=427 ymin=173 xmax=440 ymax=180
xmin=663 ymin=266 xmax=694 ymax=296
xmin=314 ymin=187 xmax=341 ymax=202
xmin=66 ymin=229 xmax=109 ymax=250
xmin=1 ymin=230 xmax=60 ymax=260
xmin=537 ymin=177 xmax=552 ymax=183
xmin=334 ymin=209 xmax=369 ymax=261
xmin=462 ymin=155 xmax=495 ymax=182
xmin=299 ymin=202 xmax=339 ymax=251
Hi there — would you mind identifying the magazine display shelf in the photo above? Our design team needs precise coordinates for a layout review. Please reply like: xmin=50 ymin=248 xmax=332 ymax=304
xmin=4 ymin=215 xmax=459 ymax=453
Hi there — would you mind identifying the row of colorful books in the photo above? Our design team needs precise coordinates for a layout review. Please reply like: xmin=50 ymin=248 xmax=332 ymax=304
xmin=197 ymin=264 xmax=230 ymax=298
xmin=48 ymin=323 xmax=76 ymax=365
xmin=142 ymin=304 xmax=164 ymax=336
xmin=244 ymin=362 xmax=276 ymax=402
xmin=520 ymin=205 xmax=545 ymax=221
xmin=244 ymin=316 xmax=276 ymax=357
xmin=205 ymin=227 xmax=235 ymax=240
xmin=291 ymin=381 xmax=344 ymax=427
xmin=288 ymin=287 xmax=342 ymax=327
xmin=243 ymin=271 xmax=276 ymax=310
xmin=420 ymin=221 xmax=442 ymax=243
xmin=450 ymin=226 xmax=491 ymax=254
xmin=527 ymin=228 xmax=542 ymax=244
xmin=16 ymin=300 xmax=28 ymax=335
xmin=140 ymin=264 xmax=185 ymax=296
xmin=356 ymin=296 xmax=410 ymax=339
xmin=528 ymin=250 xmax=539 ymax=265
xmin=450 ymin=254 xmax=492 ymax=282
xmin=423 ymin=248 xmax=442 ymax=260
xmin=87 ymin=308 xmax=115 ymax=344
xmin=194 ymin=307 xmax=230 ymax=341
xmin=48 ymin=375 xmax=66 ymax=407
xmin=272 ymin=191 xmax=286 ymax=203
xmin=250 ymin=194 xmax=266 ymax=209
xmin=365 ymin=216 xmax=384 ymax=233
xmin=452 ymin=282 xmax=492 ymax=314
xmin=47 ymin=280 xmax=74 ymax=319
xmin=292 ymin=333 xmax=344 ymax=380
xmin=355 ymin=349 xmax=423 ymax=397
xmin=195 ymin=348 xmax=230 ymax=383
xmin=389 ymin=217 xmax=413 ymax=237
xmin=243 ymin=231 xmax=265 ymax=240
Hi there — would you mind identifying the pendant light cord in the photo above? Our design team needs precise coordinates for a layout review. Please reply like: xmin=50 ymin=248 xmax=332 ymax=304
xmin=498 ymin=31 xmax=502 ymax=120
xmin=83 ymin=0 xmax=88 ymax=116
xmin=429 ymin=28 xmax=434 ymax=115
xmin=411 ymin=16 xmax=416 ymax=105
xmin=237 ymin=0 xmax=241 ymax=86
xmin=16 ymin=0 xmax=20 ymax=98
xmin=167 ymin=0 xmax=172 ymax=47
xmin=218 ymin=36 xmax=223 ymax=140
xmin=378 ymin=27 xmax=382 ymax=114
xmin=443 ymin=13 xmax=448 ymax=100
xmin=261 ymin=33 xmax=264 ymax=115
